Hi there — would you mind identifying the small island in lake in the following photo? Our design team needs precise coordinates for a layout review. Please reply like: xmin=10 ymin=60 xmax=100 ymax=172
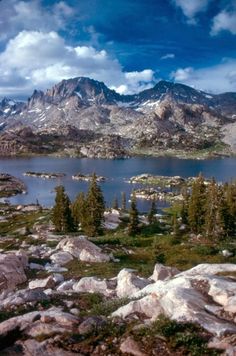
xmin=23 ymin=172 xmax=66 ymax=179
xmin=0 ymin=173 xmax=26 ymax=197
xmin=128 ymin=174 xmax=210 ymax=187
xmin=72 ymin=173 xmax=106 ymax=182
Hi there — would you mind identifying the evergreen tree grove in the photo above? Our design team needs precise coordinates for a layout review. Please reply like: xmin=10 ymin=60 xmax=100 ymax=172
xmin=180 ymin=176 xmax=236 ymax=240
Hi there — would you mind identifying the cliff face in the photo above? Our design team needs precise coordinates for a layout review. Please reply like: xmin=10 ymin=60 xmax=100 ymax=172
xmin=0 ymin=77 xmax=235 ymax=158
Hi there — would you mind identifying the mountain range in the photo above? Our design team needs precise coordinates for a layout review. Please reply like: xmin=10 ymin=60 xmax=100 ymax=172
xmin=0 ymin=77 xmax=236 ymax=158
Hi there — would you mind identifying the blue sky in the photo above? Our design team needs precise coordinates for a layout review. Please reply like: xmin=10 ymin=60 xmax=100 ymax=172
xmin=0 ymin=0 xmax=235 ymax=98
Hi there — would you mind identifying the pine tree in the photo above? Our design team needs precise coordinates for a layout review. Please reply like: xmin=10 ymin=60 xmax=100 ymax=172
xmin=180 ymin=200 xmax=188 ymax=225
xmin=52 ymin=185 xmax=74 ymax=233
xmin=148 ymin=199 xmax=157 ymax=224
xmin=204 ymin=178 xmax=218 ymax=239
xmin=84 ymin=174 xmax=105 ymax=236
xmin=172 ymin=212 xmax=181 ymax=239
xmin=121 ymin=192 xmax=127 ymax=211
xmin=72 ymin=192 xmax=87 ymax=230
xmin=128 ymin=193 xmax=139 ymax=236
xmin=112 ymin=196 xmax=119 ymax=210
xmin=188 ymin=174 xmax=206 ymax=234
xmin=216 ymin=186 xmax=234 ymax=238
xmin=180 ymin=184 xmax=189 ymax=225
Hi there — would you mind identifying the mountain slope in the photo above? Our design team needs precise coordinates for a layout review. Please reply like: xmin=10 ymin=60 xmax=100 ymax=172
xmin=0 ymin=77 xmax=235 ymax=158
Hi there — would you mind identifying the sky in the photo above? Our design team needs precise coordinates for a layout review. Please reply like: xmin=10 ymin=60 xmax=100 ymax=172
xmin=0 ymin=0 xmax=235 ymax=99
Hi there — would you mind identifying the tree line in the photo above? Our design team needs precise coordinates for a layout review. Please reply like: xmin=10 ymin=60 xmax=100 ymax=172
xmin=179 ymin=175 xmax=236 ymax=240
xmin=52 ymin=174 xmax=157 ymax=237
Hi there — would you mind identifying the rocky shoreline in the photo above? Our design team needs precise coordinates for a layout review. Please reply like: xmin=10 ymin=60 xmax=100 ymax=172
xmin=0 ymin=173 xmax=26 ymax=197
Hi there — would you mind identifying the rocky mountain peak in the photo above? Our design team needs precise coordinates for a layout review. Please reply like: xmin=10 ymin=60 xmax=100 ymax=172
xmin=43 ymin=76 xmax=122 ymax=105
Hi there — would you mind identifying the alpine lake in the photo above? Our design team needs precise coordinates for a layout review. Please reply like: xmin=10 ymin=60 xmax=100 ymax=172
xmin=0 ymin=155 xmax=236 ymax=211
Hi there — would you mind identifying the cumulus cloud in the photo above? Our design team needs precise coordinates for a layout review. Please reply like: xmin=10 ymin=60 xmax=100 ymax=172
xmin=173 ymin=0 xmax=211 ymax=24
xmin=211 ymin=9 xmax=236 ymax=35
xmin=0 ymin=30 xmax=155 ymax=97
xmin=170 ymin=59 xmax=236 ymax=93
xmin=161 ymin=53 xmax=175 ymax=60
xmin=0 ymin=0 xmax=74 ymax=41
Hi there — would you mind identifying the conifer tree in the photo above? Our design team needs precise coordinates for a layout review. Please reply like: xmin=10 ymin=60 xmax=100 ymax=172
xmin=216 ymin=186 xmax=234 ymax=238
xmin=172 ymin=212 xmax=181 ymax=239
xmin=148 ymin=199 xmax=157 ymax=224
xmin=204 ymin=178 xmax=218 ymax=238
xmin=72 ymin=192 xmax=87 ymax=230
xmin=121 ymin=192 xmax=127 ymax=211
xmin=84 ymin=174 xmax=105 ymax=236
xmin=112 ymin=196 xmax=119 ymax=210
xmin=128 ymin=193 xmax=139 ymax=236
xmin=188 ymin=174 xmax=206 ymax=234
xmin=52 ymin=185 xmax=74 ymax=233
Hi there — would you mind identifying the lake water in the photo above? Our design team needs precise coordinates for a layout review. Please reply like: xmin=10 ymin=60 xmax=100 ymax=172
xmin=0 ymin=156 xmax=236 ymax=212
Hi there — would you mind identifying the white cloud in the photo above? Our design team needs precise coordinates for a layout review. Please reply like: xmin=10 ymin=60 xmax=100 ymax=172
xmin=173 ymin=0 xmax=211 ymax=24
xmin=211 ymin=10 xmax=236 ymax=35
xmin=161 ymin=53 xmax=175 ymax=60
xmin=0 ymin=30 xmax=155 ymax=97
xmin=0 ymin=0 xmax=74 ymax=41
xmin=170 ymin=59 xmax=236 ymax=93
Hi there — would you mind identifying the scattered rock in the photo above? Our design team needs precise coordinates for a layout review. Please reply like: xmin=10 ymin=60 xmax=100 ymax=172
xmin=78 ymin=316 xmax=107 ymax=335
xmin=29 ymin=275 xmax=56 ymax=290
xmin=20 ymin=338 xmax=78 ymax=356
xmin=57 ymin=236 xmax=112 ymax=262
xmin=0 ymin=253 xmax=27 ymax=293
xmin=222 ymin=250 xmax=234 ymax=258
xmin=73 ymin=276 xmax=115 ymax=297
xmin=120 ymin=336 xmax=147 ymax=356
xmin=150 ymin=263 xmax=180 ymax=281
xmin=116 ymin=268 xmax=150 ymax=298
xmin=0 ymin=289 xmax=49 ymax=309
xmin=50 ymin=251 xmax=74 ymax=266
xmin=29 ymin=262 xmax=45 ymax=270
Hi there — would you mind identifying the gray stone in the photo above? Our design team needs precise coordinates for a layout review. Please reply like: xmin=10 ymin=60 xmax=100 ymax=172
xmin=78 ymin=316 xmax=107 ymax=335
xmin=120 ymin=336 xmax=147 ymax=356
xmin=0 ymin=253 xmax=27 ymax=293
xmin=57 ymin=236 xmax=112 ymax=262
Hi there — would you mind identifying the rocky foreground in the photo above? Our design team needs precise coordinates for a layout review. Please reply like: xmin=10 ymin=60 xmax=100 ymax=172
xmin=0 ymin=229 xmax=236 ymax=355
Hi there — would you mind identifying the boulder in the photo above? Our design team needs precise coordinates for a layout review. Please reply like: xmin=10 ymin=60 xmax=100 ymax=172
xmin=178 ymin=263 xmax=236 ymax=276
xmin=57 ymin=279 xmax=75 ymax=292
xmin=0 ymin=307 xmax=80 ymax=341
xmin=20 ymin=339 xmax=76 ymax=356
xmin=150 ymin=263 xmax=180 ymax=281
xmin=50 ymin=251 xmax=73 ymax=266
xmin=29 ymin=275 xmax=56 ymax=290
xmin=0 ymin=288 xmax=49 ymax=309
xmin=29 ymin=262 xmax=45 ymax=270
xmin=112 ymin=294 xmax=163 ymax=320
xmin=0 ymin=253 xmax=27 ymax=293
xmin=116 ymin=269 xmax=150 ymax=298
xmin=73 ymin=276 xmax=115 ymax=297
xmin=120 ymin=336 xmax=147 ymax=356
xmin=78 ymin=316 xmax=107 ymax=335
xmin=57 ymin=236 xmax=111 ymax=263
xmin=112 ymin=266 xmax=236 ymax=337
